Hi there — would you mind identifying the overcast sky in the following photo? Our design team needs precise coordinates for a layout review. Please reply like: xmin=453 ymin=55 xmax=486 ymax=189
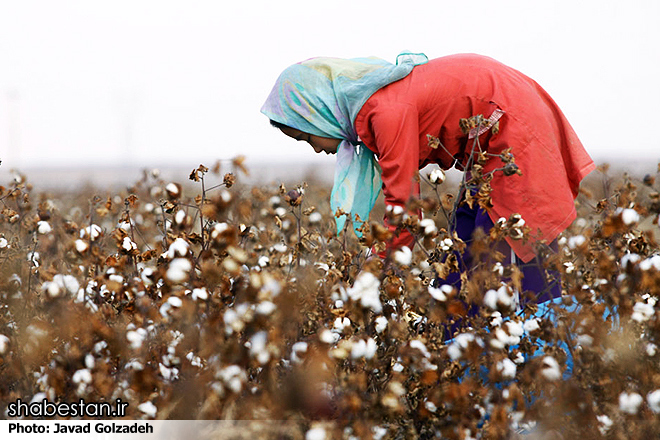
xmin=0 ymin=0 xmax=659 ymax=171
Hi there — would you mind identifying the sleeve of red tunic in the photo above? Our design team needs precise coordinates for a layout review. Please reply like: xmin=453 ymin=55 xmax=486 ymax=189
xmin=362 ymin=102 xmax=420 ymax=256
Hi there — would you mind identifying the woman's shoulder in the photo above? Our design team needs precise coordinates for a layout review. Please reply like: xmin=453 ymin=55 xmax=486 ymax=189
xmin=420 ymin=53 xmax=510 ymax=72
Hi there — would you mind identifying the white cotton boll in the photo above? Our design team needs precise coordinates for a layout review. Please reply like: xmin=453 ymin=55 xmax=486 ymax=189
xmin=391 ymin=205 xmax=404 ymax=215
xmin=85 ymin=354 xmax=95 ymax=369
xmin=497 ymin=285 xmax=516 ymax=309
xmin=256 ymin=301 xmax=276 ymax=315
xmin=37 ymin=221 xmax=51 ymax=234
xmin=597 ymin=415 xmax=613 ymax=435
xmin=258 ymin=256 xmax=270 ymax=267
xmin=511 ymin=216 xmax=525 ymax=229
xmin=640 ymin=255 xmax=660 ymax=271
xmin=165 ymin=183 xmax=180 ymax=197
xmin=392 ymin=361 xmax=404 ymax=373
xmin=394 ymin=246 xmax=412 ymax=266
xmin=192 ymin=288 xmax=209 ymax=301
xmin=122 ymin=237 xmax=137 ymax=252
xmin=523 ymin=318 xmax=540 ymax=333
xmin=333 ymin=317 xmax=351 ymax=333
xmin=272 ymin=243 xmax=287 ymax=253
xmin=506 ymin=321 xmax=524 ymax=338
xmin=429 ymin=285 xmax=450 ymax=302
xmin=0 ymin=237 xmax=7 ymax=248
xmin=80 ymin=224 xmax=102 ymax=241
xmin=621 ymin=253 xmax=640 ymax=269
xmin=619 ymin=392 xmax=643 ymax=414
xmin=319 ymin=329 xmax=340 ymax=344
xmin=30 ymin=393 xmax=47 ymax=404
xmin=75 ymin=239 xmax=89 ymax=253
xmin=305 ymin=426 xmax=327 ymax=440
xmin=425 ymin=401 xmax=438 ymax=412
xmin=647 ymin=343 xmax=658 ymax=357
xmin=166 ymin=258 xmax=192 ymax=283
xmin=448 ymin=333 xmax=480 ymax=361
xmin=210 ymin=222 xmax=229 ymax=240
xmin=429 ymin=168 xmax=446 ymax=184
xmin=249 ymin=331 xmax=270 ymax=365
xmin=347 ymin=272 xmax=382 ymax=314
xmin=631 ymin=301 xmax=655 ymax=322
xmin=497 ymin=358 xmax=517 ymax=379
xmin=0 ymin=335 xmax=10 ymax=355
xmin=541 ymin=356 xmax=561 ymax=381
xmin=375 ymin=316 xmax=388 ymax=333
xmin=440 ymin=237 xmax=453 ymax=251
xmin=137 ymin=401 xmax=157 ymax=418
xmin=126 ymin=328 xmax=147 ymax=349
xmin=167 ymin=296 xmax=183 ymax=308
xmin=109 ymin=274 xmax=123 ymax=285
xmin=309 ymin=212 xmax=323 ymax=224
xmin=484 ymin=289 xmax=498 ymax=310
xmin=158 ymin=363 xmax=179 ymax=381
xmin=43 ymin=274 xmax=80 ymax=298
xmin=513 ymin=351 xmax=525 ymax=364
xmin=419 ymin=218 xmax=437 ymax=236
xmin=291 ymin=342 xmax=308 ymax=364
xmin=27 ymin=251 xmax=40 ymax=267
xmin=166 ymin=238 xmax=189 ymax=259
xmin=493 ymin=327 xmax=520 ymax=346
xmin=409 ymin=340 xmax=430 ymax=358
xmin=363 ymin=338 xmax=378 ymax=359
xmin=268 ymin=196 xmax=281 ymax=207
xmin=647 ymin=389 xmax=660 ymax=413
xmin=492 ymin=262 xmax=504 ymax=276
xmin=567 ymin=235 xmax=586 ymax=249
xmin=490 ymin=311 xmax=503 ymax=327
xmin=220 ymin=365 xmax=246 ymax=393
xmin=175 ymin=210 xmax=186 ymax=225
xmin=620 ymin=208 xmax=640 ymax=225
xmin=576 ymin=334 xmax=594 ymax=348
xmin=141 ymin=267 xmax=154 ymax=286
xmin=72 ymin=368 xmax=92 ymax=384
xmin=314 ymin=262 xmax=330 ymax=273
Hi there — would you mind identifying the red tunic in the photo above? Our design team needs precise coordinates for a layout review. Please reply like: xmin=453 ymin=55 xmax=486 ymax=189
xmin=354 ymin=54 xmax=595 ymax=263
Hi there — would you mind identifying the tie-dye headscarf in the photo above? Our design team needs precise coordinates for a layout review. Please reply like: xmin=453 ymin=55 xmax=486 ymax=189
xmin=261 ymin=52 xmax=428 ymax=236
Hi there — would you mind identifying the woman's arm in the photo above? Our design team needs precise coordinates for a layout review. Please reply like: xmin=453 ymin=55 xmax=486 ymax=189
xmin=365 ymin=103 xmax=422 ymax=256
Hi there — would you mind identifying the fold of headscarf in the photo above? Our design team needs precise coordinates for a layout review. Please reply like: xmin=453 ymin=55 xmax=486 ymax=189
xmin=261 ymin=52 xmax=428 ymax=236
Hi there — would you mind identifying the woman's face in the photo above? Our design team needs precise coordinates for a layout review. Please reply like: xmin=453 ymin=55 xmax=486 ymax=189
xmin=278 ymin=126 xmax=341 ymax=155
